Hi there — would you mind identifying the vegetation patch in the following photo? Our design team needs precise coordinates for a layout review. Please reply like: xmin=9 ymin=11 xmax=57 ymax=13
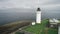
xmin=15 ymin=32 xmax=24 ymax=34
xmin=23 ymin=19 xmax=58 ymax=34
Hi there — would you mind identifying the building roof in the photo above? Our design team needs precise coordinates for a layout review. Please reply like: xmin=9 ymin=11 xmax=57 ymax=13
xmin=49 ymin=18 xmax=60 ymax=24
xmin=49 ymin=19 xmax=59 ymax=23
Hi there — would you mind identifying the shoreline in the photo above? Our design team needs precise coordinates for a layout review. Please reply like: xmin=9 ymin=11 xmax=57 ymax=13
xmin=0 ymin=20 xmax=33 ymax=27
xmin=0 ymin=20 xmax=33 ymax=34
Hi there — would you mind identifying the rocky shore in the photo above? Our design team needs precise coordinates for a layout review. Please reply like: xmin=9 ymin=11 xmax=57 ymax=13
xmin=0 ymin=20 xmax=32 ymax=34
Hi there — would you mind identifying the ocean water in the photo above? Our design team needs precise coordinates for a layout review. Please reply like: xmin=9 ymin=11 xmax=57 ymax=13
xmin=0 ymin=9 xmax=60 ymax=25
xmin=42 ymin=10 xmax=60 ymax=19
xmin=0 ymin=9 xmax=36 ymax=25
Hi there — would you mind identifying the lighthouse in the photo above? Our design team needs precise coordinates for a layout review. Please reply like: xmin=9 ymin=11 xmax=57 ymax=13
xmin=32 ymin=8 xmax=41 ymax=25
xmin=36 ymin=8 xmax=41 ymax=23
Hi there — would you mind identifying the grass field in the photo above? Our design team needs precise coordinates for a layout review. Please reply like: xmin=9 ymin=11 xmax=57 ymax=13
xmin=23 ymin=19 xmax=58 ymax=34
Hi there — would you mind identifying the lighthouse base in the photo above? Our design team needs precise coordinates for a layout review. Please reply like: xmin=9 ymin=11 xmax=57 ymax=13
xmin=36 ymin=21 xmax=41 ymax=24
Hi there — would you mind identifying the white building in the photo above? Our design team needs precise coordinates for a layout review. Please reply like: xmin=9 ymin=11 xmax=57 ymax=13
xmin=36 ymin=8 xmax=41 ymax=23
xmin=32 ymin=22 xmax=35 ymax=25
xmin=49 ymin=18 xmax=59 ymax=24
xmin=49 ymin=18 xmax=59 ymax=27
xmin=58 ymin=25 xmax=60 ymax=34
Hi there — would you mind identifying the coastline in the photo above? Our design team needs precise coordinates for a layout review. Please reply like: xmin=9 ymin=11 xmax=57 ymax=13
xmin=0 ymin=20 xmax=33 ymax=27
xmin=0 ymin=20 xmax=33 ymax=34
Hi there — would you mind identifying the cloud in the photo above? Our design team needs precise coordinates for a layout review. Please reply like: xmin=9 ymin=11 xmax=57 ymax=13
xmin=0 ymin=0 xmax=8 ymax=2
xmin=0 ymin=0 xmax=60 ymax=9
xmin=0 ymin=0 xmax=39 ymax=9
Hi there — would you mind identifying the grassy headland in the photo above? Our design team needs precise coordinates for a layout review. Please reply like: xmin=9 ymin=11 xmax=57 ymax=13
xmin=23 ymin=19 xmax=58 ymax=34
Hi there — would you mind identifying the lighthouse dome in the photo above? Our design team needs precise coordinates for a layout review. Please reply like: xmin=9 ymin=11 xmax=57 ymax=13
xmin=37 ymin=8 xmax=41 ymax=11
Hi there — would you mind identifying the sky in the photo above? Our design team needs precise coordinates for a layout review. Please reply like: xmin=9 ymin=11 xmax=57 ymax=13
xmin=0 ymin=0 xmax=60 ymax=10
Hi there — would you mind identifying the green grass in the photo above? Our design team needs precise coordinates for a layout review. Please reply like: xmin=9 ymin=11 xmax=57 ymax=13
xmin=41 ymin=28 xmax=58 ymax=34
xmin=15 ymin=32 xmax=24 ymax=34
xmin=23 ymin=19 xmax=49 ymax=34
xmin=23 ymin=19 xmax=58 ymax=34
xmin=48 ymin=28 xmax=58 ymax=34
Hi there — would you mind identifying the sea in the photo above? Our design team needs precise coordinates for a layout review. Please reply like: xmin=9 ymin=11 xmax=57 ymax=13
xmin=0 ymin=8 xmax=60 ymax=25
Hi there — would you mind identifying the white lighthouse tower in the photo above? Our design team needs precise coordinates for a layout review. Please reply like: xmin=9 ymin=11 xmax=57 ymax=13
xmin=36 ymin=8 xmax=41 ymax=23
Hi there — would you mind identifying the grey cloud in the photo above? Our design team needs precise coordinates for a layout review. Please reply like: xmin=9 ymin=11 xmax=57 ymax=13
xmin=0 ymin=0 xmax=60 ymax=9
xmin=42 ymin=0 xmax=60 ymax=5
xmin=0 ymin=0 xmax=8 ymax=2
xmin=0 ymin=0 xmax=39 ymax=9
